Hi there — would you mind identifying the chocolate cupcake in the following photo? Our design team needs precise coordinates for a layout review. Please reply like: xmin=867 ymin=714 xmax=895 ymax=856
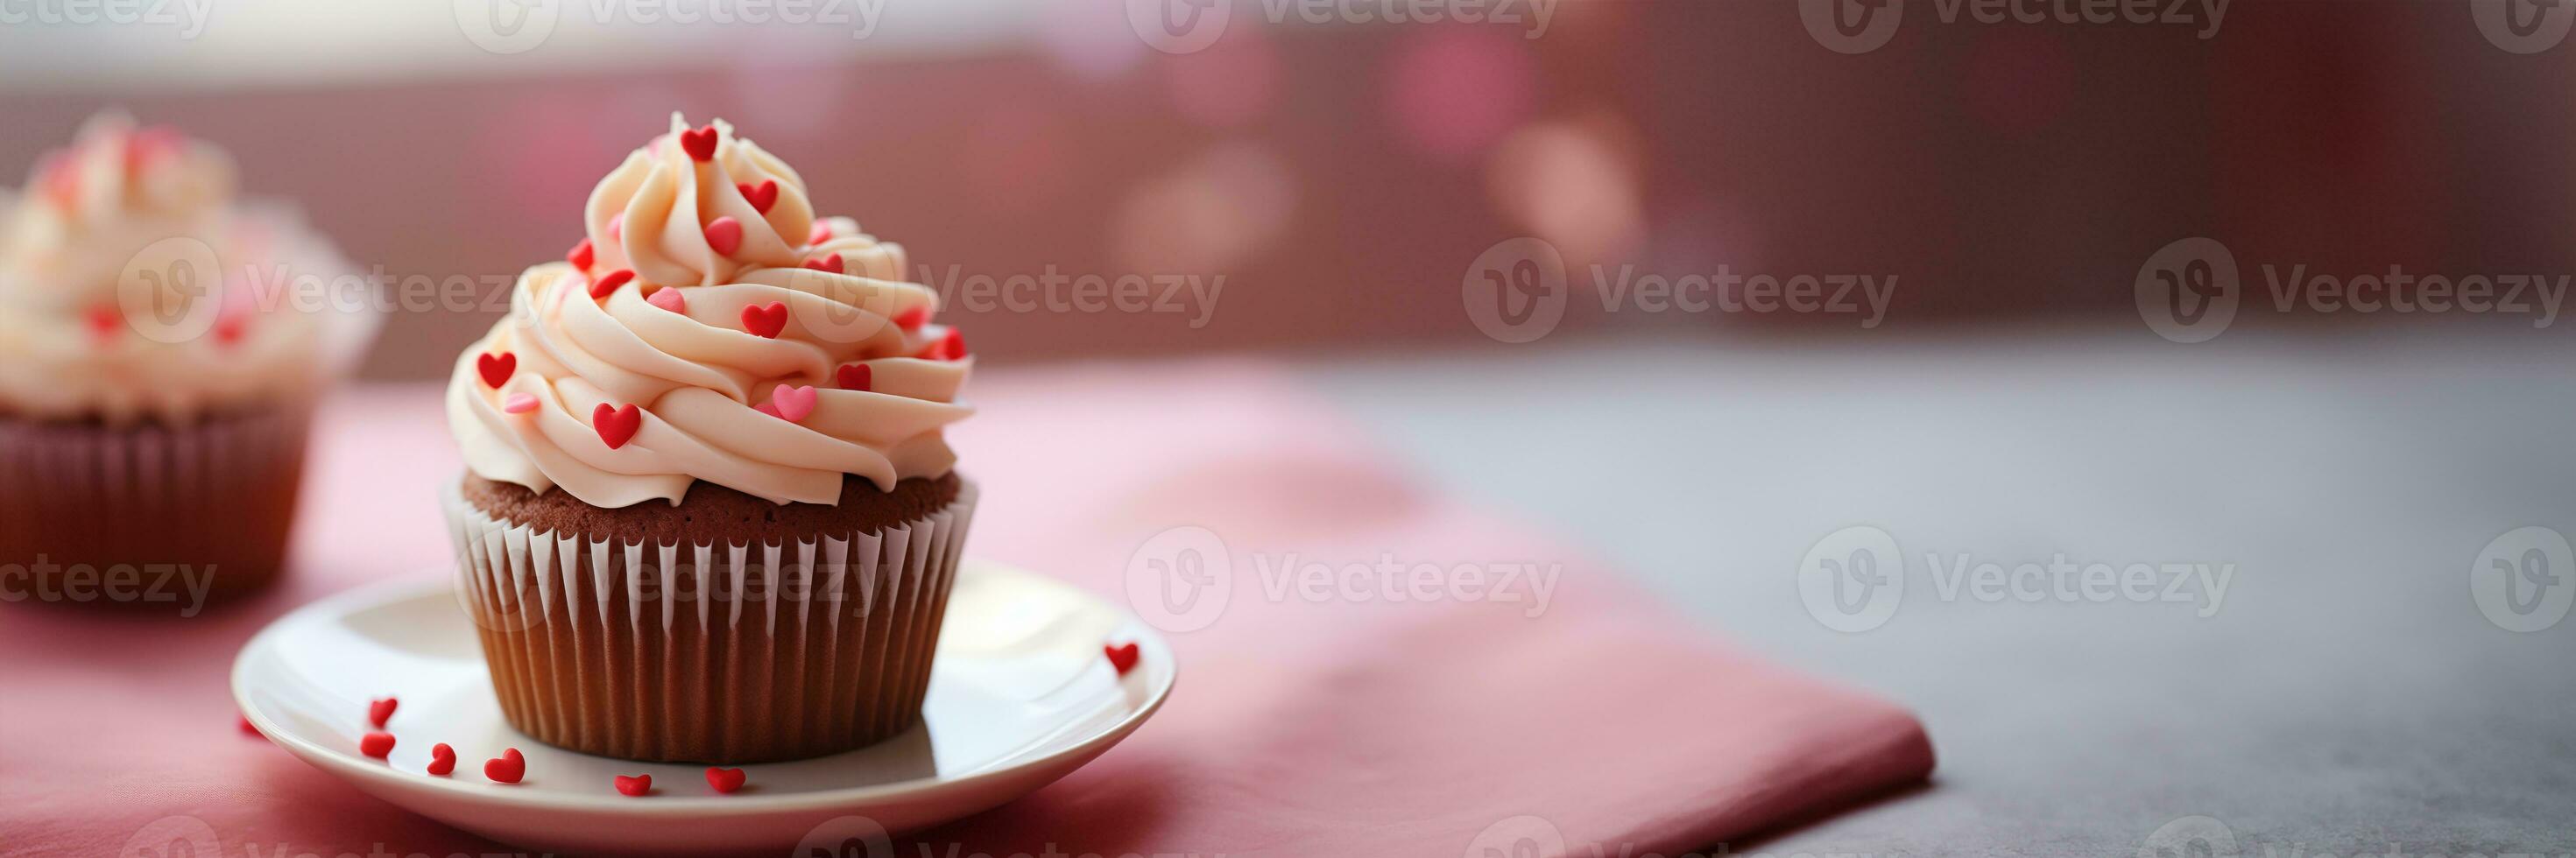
xmin=0 ymin=112 xmax=370 ymax=606
xmin=442 ymin=115 xmax=978 ymax=763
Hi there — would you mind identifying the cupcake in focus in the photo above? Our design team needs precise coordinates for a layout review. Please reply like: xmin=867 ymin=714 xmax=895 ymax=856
xmin=444 ymin=115 xmax=976 ymax=763
xmin=0 ymin=112 xmax=371 ymax=604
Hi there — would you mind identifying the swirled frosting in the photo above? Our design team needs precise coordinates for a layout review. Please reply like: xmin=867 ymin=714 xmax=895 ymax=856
xmin=446 ymin=116 xmax=971 ymax=509
xmin=0 ymin=112 xmax=347 ymax=425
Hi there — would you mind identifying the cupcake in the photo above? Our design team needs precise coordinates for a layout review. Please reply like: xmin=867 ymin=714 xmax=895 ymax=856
xmin=443 ymin=115 xmax=977 ymax=763
xmin=0 ymin=112 xmax=371 ymax=605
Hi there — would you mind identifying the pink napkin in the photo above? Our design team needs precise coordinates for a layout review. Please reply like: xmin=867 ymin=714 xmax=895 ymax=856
xmin=0 ymin=362 xmax=1932 ymax=856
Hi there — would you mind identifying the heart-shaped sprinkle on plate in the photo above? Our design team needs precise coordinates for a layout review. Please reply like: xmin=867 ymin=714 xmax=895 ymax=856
xmin=706 ymin=767 xmax=747 ymax=794
xmin=485 ymin=748 xmax=525 ymax=784
xmin=427 ymin=742 xmax=455 ymax=776
xmin=615 ymin=774 xmax=652 ymax=797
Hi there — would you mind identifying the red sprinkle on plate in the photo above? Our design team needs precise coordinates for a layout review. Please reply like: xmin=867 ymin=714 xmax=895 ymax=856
xmin=485 ymin=748 xmax=525 ymax=784
xmin=706 ymin=767 xmax=746 ymax=794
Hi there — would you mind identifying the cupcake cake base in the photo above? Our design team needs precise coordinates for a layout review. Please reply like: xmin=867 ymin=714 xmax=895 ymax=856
xmin=446 ymin=473 xmax=976 ymax=763
xmin=0 ymin=404 xmax=313 ymax=608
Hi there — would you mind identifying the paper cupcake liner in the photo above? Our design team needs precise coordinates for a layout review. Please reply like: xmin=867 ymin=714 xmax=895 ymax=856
xmin=442 ymin=477 xmax=978 ymax=763
xmin=0 ymin=404 xmax=313 ymax=605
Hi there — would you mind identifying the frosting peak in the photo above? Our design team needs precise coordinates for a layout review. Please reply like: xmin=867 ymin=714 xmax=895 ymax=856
xmin=448 ymin=115 xmax=971 ymax=510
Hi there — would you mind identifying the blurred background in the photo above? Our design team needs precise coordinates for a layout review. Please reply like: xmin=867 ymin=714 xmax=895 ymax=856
xmin=7 ymin=0 xmax=2571 ymax=376
xmin=8 ymin=1 xmax=2574 ymax=854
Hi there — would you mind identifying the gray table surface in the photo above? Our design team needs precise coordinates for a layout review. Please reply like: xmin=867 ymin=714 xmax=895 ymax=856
xmin=1304 ymin=326 xmax=2576 ymax=857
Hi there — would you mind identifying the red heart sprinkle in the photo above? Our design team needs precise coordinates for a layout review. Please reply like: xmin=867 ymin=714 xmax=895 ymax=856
xmin=213 ymin=314 xmax=247 ymax=347
xmin=741 ymin=301 xmax=788 ymax=338
xmin=615 ymin=774 xmax=653 ymax=797
xmin=679 ymin=125 xmax=718 ymax=161
xmin=893 ymin=306 xmax=928 ymax=332
xmin=593 ymin=404 xmax=642 ymax=450
xmin=1105 ymin=642 xmax=1140 ymax=675
xmin=484 ymin=748 xmax=525 ymax=784
xmin=360 ymin=731 xmax=395 ymax=759
xmin=589 ymin=269 xmax=636 ymax=299
xmin=86 ymin=305 xmax=122 ymax=340
xmin=427 ymin=742 xmax=456 ymax=776
xmin=808 ymin=222 xmax=833 ymax=245
xmin=568 ymin=238 xmax=595 ymax=271
xmin=738 ymin=179 xmax=779 ymax=214
xmin=920 ymin=328 xmax=967 ymax=361
xmin=646 ymin=286 xmax=687 ymax=313
xmin=126 ymin=126 xmax=182 ymax=173
xmin=836 ymin=363 xmax=872 ymax=391
xmin=803 ymin=252 xmax=843 ymax=274
xmin=368 ymin=697 xmax=398 ymax=728
xmin=40 ymin=152 xmax=79 ymax=210
xmin=476 ymin=352 xmax=515 ymax=389
xmin=706 ymin=767 xmax=746 ymax=794
xmin=703 ymin=216 xmax=744 ymax=257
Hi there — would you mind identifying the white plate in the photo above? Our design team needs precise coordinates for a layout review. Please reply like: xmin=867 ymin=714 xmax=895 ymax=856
xmin=232 ymin=560 xmax=1175 ymax=856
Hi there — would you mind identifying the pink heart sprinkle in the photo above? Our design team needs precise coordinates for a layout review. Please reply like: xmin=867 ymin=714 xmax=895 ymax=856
xmin=503 ymin=393 xmax=538 ymax=414
xmin=808 ymin=222 xmax=833 ymax=245
xmin=704 ymin=216 xmax=743 ymax=257
xmin=607 ymin=212 xmax=625 ymax=242
xmin=646 ymin=287 xmax=687 ymax=313
xmin=770 ymin=384 xmax=817 ymax=423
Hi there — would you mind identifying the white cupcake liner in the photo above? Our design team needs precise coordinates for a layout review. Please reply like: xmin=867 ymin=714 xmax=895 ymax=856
xmin=441 ymin=476 xmax=977 ymax=763
xmin=0 ymin=404 xmax=313 ymax=601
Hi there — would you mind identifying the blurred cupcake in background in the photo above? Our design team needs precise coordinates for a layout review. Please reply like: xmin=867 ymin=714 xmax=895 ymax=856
xmin=0 ymin=111 xmax=378 ymax=605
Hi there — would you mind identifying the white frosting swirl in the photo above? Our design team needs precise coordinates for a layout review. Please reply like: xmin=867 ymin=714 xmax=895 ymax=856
xmin=447 ymin=116 xmax=971 ymax=509
xmin=0 ymin=112 xmax=343 ymax=425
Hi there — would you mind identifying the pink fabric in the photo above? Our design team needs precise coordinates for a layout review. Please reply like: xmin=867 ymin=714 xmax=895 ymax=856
xmin=0 ymin=362 xmax=1934 ymax=856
